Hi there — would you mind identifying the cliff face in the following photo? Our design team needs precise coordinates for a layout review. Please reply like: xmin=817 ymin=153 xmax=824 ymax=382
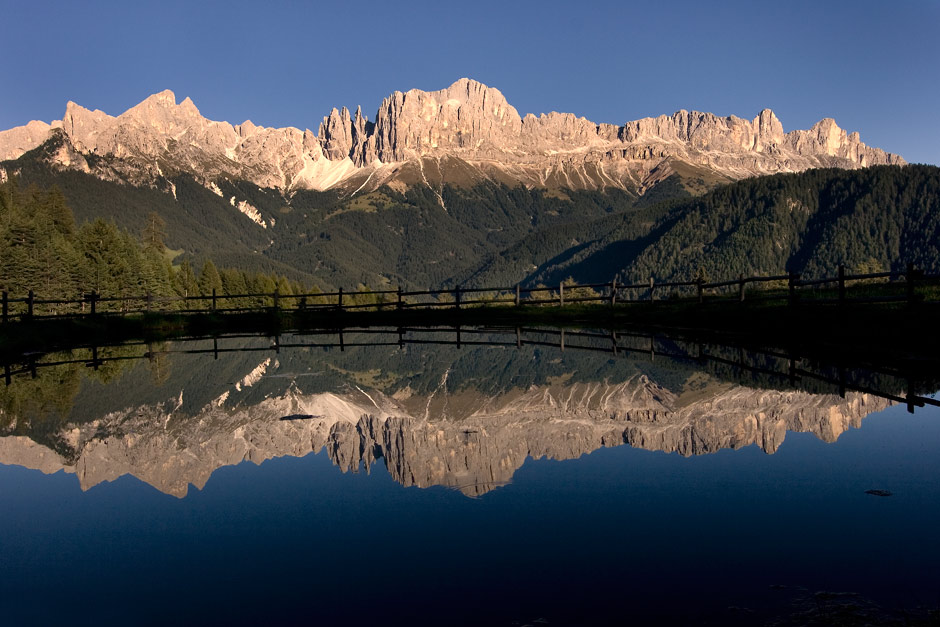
xmin=48 ymin=90 xmax=349 ymax=191
xmin=0 ymin=375 xmax=889 ymax=498
xmin=0 ymin=119 xmax=62 ymax=161
xmin=0 ymin=79 xmax=903 ymax=195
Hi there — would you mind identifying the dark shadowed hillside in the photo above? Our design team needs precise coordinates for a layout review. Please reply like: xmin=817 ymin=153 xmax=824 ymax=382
xmin=515 ymin=165 xmax=940 ymax=285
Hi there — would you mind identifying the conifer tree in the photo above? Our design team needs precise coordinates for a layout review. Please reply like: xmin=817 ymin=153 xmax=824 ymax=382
xmin=198 ymin=260 xmax=223 ymax=297
xmin=44 ymin=185 xmax=76 ymax=236
xmin=174 ymin=259 xmax=199 ymax=300
xmin=142 ymin=211 xmax=167 ymax=253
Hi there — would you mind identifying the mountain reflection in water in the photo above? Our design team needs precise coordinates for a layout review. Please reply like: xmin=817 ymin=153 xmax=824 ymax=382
xmin=1 ymin=326 xmax=939 ymax=626
xmin=0 ymin=327 xmax=914 ymax=497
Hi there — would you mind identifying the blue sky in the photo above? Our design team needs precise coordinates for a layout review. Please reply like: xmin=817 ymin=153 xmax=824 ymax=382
xmin=1 ymin=0 xmax=937 ymax=164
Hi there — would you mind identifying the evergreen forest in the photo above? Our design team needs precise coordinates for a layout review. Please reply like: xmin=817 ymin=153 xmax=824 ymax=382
xmin=0 ymin=178 xmax=306 ymax=308
xmin=493 ymin=165 xmax=940 ymax=286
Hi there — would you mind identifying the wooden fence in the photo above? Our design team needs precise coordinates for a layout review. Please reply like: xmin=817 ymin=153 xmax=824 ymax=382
xmin=1 ymin=263 xmax=938 ymax=323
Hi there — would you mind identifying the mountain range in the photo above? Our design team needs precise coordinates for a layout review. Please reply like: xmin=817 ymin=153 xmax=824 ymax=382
xmin=2 ymin=78 xmax=935 ymax=292
xmin=0 ymin=78 xmax=903 ymax=198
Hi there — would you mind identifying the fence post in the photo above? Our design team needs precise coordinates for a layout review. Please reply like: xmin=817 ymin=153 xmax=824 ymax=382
xmin=26 ymin=290 xmax=34 ymax=319
xmin=649 ymin=277 xmax=655 ymax=302
xmin=697 ymin=278 xmax=704 ymax=304
xmin=559 ymin=282 xmax=564 ymax=306
xmin=146 ymin=292 xmax=153 ymax=313
xmin=455 ymin=286 xmax=461 ymax=310
xmin=338 ymin=287 xmax=343 ymax=311
xmin=907 ymin=263 xmax=917 ymax=305
xmin=1 ymin=291 xmax=7 ymax=323
xmin=397 ymin=287 xmax=403 ymax=310
xmin=738 ymin=275 xmax=746 ymax=302
xmin=907 ymin=377 xmax=915 ymax=414
xmin=211 ymin=288 xmax=217 ymax=312
xmin=610 ymin=279 xmax=617 ymax=306
xmin=788 ymin=273 xmax=800 ymax=306
xmin=515 ymin=284 xmax=521 ymax=307
xmin=273 ymin=289 xmax=279 ymax=311
xmin=90 ymin=291 xmax=97 ymax=316
xmin=838 ymin=264 xmax=845 ymax=304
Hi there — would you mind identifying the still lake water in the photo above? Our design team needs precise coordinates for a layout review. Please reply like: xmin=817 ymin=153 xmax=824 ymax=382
xmin=1 ymin=328 xmax=938 ymax=626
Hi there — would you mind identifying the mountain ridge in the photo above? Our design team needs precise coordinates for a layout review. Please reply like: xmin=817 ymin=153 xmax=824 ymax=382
xmin=0 ymin=78 xmax=904 ymax=198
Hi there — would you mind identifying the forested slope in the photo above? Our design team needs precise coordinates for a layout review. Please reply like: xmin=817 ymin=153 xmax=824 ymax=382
xmin=0 ymin=178 xmax=305 ymax=302
xmin=518 ymin=165 xmax=940 ymax=285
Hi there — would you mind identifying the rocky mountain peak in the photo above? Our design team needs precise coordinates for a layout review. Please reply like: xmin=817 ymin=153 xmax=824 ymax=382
xmin=0 ymin=119 xmax=59 ymax=160
xmin=754 ymin=108 xmax=784 ymax=150
xmin=809 ymin=117 xmax=846 ymax=150
xmin=318 ymin=106 xmax=354 ymax=160
xmin=369 ymin=77 xmax=523 ymax=163
xmin=783 ymin=116 xmax=879 ymax=164
xmin=120 ymin=89 xmax=204 ymax=131
xmin=145 ymin=89 xmax=178 ymax=106
xmin=61 ymin=101 xmax=114 ymax=152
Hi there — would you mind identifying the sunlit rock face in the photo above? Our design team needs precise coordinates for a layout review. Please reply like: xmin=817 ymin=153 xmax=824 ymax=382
xmin=0 ymin=79 xmax=903 ymax=195
xmin=0 ymin=374 xmax=889 ymax=498
xmin=0 ymin=119 xmax=62 ymax=161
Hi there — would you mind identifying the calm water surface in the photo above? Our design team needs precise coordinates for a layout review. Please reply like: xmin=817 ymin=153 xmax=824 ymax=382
xmin=0 ymin=330 xmax=938 ymax=626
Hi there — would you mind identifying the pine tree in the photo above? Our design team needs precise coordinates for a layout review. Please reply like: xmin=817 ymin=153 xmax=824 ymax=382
xmin=198 ymin=260 xmax=223 ymax=299
xmin=276 ymin=275 xmax=292 ymax=296
xmin=141 ymin=211 xmax=167 ymax=253
xmin=44 ymin=185 xmax=76 ymax=236
xmin=173 ymin=259 xmax=200 ymax=304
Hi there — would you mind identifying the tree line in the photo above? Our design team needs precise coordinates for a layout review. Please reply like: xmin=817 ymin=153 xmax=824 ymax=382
xmin=0 ymin=178 xmax=308 ymax=308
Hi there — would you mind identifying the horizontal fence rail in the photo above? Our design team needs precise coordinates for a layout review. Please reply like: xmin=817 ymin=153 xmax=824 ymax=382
xmin=1 ymin=263 xmax=939 ymax=323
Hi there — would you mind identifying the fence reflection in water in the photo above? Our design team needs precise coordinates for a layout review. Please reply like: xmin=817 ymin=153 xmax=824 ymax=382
xmin=2 ymin=325 xmax=937 ymax=414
